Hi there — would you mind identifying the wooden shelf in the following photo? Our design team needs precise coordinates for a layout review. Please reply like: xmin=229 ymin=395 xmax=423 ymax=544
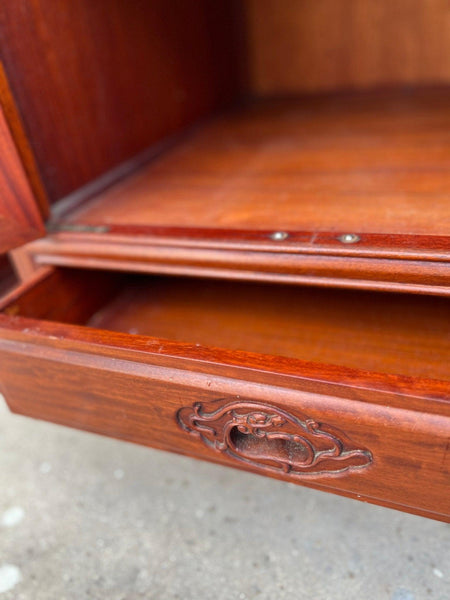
xmin=24 ymin=89 xmax=450 ymax=294
xmin=65 ymin=90 xmax=450 ymax=235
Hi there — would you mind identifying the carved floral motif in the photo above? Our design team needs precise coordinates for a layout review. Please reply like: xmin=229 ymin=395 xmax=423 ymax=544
xmin=177 ymin=399 xmax=372 ymax=477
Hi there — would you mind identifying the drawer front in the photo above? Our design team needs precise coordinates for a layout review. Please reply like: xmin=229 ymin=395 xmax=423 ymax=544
xmin=0 ymin=320 xmax=449 ymax=522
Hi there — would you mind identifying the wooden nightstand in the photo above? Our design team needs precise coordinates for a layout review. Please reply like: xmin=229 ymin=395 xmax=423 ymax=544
xmin=0 ymin=1 xmax=449 ymax=521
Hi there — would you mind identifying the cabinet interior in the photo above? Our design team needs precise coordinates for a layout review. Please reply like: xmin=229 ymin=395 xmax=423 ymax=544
xmin=3 ymin=268 xmax=449 ymax=382
xmin=60 ymin=91 xmax=450 ymax=236
xmin=1 ymin=0 xmax=449 ymax=235
xmin=1 ymin=1 xmax=449 ymax=300
xmin=0 ymin=2 xmax=449 ymax=524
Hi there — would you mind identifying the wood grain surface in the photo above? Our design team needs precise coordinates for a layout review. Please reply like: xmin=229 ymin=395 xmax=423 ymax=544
xmin=0 ymin=268 xmax=449 ymax=521
xmin=87 ymin=275 xmax=450 ymax=381
xmin=24 ymin=232 xmax=450 ymax=297
xmin=1 ymin=2 xmax=449 ymax=523
xmin=22 ymin=90 xmax=450 ymax=295
xmin=0 ymin=100 xmax=44 ymax=254
xmin=0 ymin=62 xmax=48 ymax=218
xmin=0 ymin=256 xmax=17 ymax=297
xmin=245 ymin=0 xmax=450 ymax=94
xmin=63 ymin=90 xmax=450 ymax=235
xmin=0 ymin=0 xmax=243 ymax=203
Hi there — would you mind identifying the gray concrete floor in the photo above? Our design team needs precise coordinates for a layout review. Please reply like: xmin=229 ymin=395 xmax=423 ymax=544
xmin=0 ymin=395 xmax=448 ymax=600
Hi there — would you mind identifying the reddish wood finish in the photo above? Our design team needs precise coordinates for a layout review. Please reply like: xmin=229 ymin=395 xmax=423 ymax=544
xmin=0 ymin=268 xmax=124 ymax=324
xmin=19 ymin=90 xmax=450 ymax=294
xmin=0 ymin=269 xmax=449 ymax=521
xmin=0 ymin=0 xmax=244 ymax=203
xmin=0 ymin=256 xmax=17 ymax=297
xmin=0 ymin=62 xmax=48 ymax=218
xmin=87 ymin=275 xmax=450 ymax=381
xmin=0 ymin=101 xmax=44 ymax=253
xmin=245 ymin=0 xmax=450 ymax=94
xmin=177 ymin=399 xmax=373 ymax=477
xmin=0 ymin=3 xmax=449 ymax=524
xmin=24 ymin=235 xmax=450 ymax=296
xmin=60 ymin=91 xmax=450 ymax=236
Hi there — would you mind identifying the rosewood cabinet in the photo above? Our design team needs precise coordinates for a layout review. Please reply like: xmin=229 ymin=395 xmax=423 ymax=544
xmin=0 ymin=1 xmax=449 ymax=521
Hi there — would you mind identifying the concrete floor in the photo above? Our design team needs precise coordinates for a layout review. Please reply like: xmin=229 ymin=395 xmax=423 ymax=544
xmin=0 ymin=395 xmax=448 ymax=600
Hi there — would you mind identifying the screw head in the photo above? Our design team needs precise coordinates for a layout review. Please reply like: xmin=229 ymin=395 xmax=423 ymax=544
xmin=269 ymin=231 xmax=289 ymax=241
xmin=338 ymin=233 xmax=360 ymax=244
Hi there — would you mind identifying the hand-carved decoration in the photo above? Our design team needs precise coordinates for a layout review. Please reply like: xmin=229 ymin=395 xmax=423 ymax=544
xmin=177 ymin=400 xmax=372 ymax=477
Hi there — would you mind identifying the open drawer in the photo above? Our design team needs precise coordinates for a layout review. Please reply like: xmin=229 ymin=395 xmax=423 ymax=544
xmin=0 ymin=267 xmax=449 ymax=521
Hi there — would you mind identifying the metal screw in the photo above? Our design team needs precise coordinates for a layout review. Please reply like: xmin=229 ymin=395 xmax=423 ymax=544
xmin=269 ymin=231 xmax=289 ymax=241
xmin=338 ymin=233 xmax=360 ymax=244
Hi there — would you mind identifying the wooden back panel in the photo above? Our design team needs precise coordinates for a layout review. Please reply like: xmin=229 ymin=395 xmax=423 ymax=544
xmin=245 ymin=0 xmax=450 ymax=95
xmin=0 ymin=0 xmax=244 ymax=204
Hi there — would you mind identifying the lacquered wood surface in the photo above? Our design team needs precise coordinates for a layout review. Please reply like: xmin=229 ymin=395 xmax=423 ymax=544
xmin=3 ymin=268 xmax=449 ymax=383
xmin=0 ymin=62 xmax=48 ymax=218
xmin=0 ymin=100 xmax=44 ymax=253
xmin=26 ymin=90 xmax=449 ymax=294
xmin=0 ymin=1 xmax=449 ymax=523
xmin=2 ymin=268 xmax=448 ymax=408
xmin=64 ymin=91 xmax=450 ymax=235
xmin=0 ymin=0 xmax=243 ymax=203
xmin=0 ymin=268 xmax=449 ymax=521
xmin=0 ymin=268 xmax=124 ymax=324
xmin=87 ymin=276 xmax=450 ymax=381
xmin=24 ymin=230 xmax=450 ymax=297
xmin=245 ymin=0 xmax=450 ymax=94
xmin=0 ymin=256 xmax=17 ymax=297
